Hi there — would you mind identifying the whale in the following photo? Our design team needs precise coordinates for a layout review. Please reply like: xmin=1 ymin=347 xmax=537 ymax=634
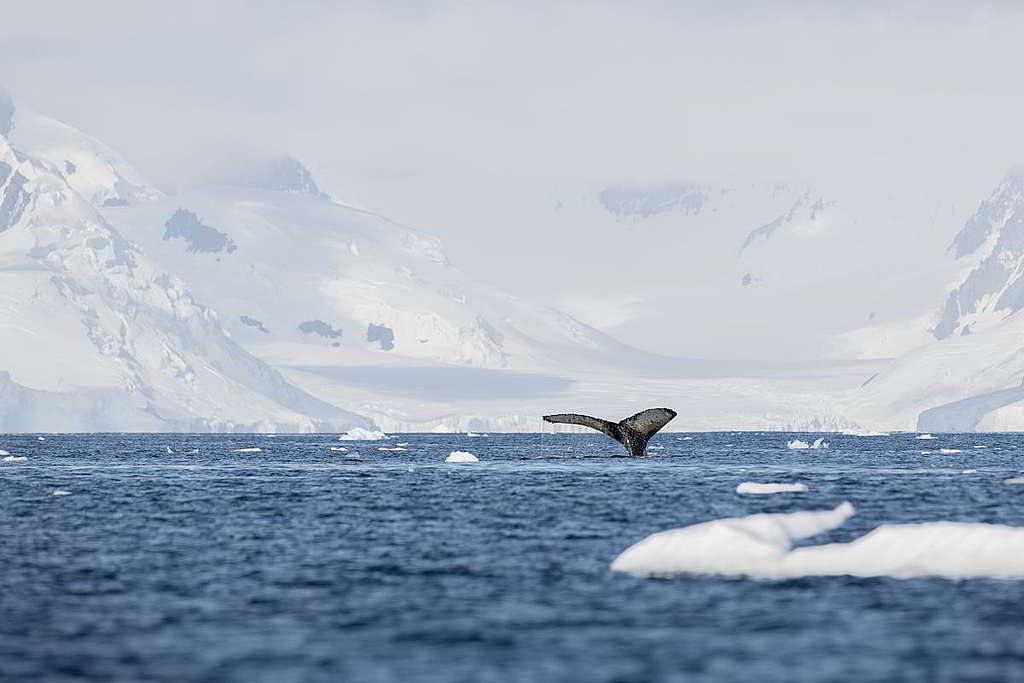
xmin=542 ymin=408 xmax=677 ymax=456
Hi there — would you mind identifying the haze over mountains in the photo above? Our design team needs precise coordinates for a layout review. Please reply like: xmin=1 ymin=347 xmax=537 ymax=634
xmin=3 ymin=88 xmax=1024 ymax=432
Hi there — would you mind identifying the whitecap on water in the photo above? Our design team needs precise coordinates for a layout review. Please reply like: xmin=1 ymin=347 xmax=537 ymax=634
xmin=610 ymin=502 xmax=1024 ymax=579
xmin=961 ymin=469 xmax=978 ymax=474
xmin=378 ymin=447 xmax=407 ymax=452
xmin=840 ymin=430 xmax=890 ymax=437
xmin=445 ymin=451 xmax=479 ymax=463
xmin=233 ymin=448 xmax=262 ymax=453
xmin=736 ymin=482 xmax=809 ymax=494
xmin=51 ymin=490 xmax=72 ymax=496
xmin=1004 ymin=477 xmax=1024 ymax=485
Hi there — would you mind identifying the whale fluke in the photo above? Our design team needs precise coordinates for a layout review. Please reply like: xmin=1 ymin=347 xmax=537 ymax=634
xmin=543 ymin=408 xmax=677 ymax=456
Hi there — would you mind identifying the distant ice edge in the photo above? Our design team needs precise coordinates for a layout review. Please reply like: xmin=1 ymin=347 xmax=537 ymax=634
xmin=610 ymin=503 xmax=1024 ymax=580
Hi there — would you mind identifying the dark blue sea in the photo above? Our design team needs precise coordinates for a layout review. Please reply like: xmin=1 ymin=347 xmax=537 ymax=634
xmin=2 ymin=432 xmax=1024 ymax=683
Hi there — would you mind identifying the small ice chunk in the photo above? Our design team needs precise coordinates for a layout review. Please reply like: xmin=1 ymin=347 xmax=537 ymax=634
xmin=736 ymin=482 xmax=809 ymax=494
xmin=1004 ymin=477 xmax=1024 ymax=485
xmin=339 ymin=427 xmax=389 ymax=441
xmin=233 ymin=448 xmax=262 ymax=453
xmin=679 ymin=436 xmax=693 ymax=440
xmin=37 ymin=437 xmax=45 ymax=441
xmin=939 ymin=449 xmax=963 ymax=454
xmin=961 ymin=469 xmax=978 ymax=474
xmin=51 ymin=490 xmax=72 ymax=496
xmin=466 ymin=432 xmax=489 ymax=437
xmin=329 ymin=447 xmax=348 ymax=452
xmin=2 ymin=455 xmax=26 ymax=462
xmin=396 ymin=442 xmax=410 ymax=446
xmin=445 ymin=451 xmax=479 ymax=463
xmin=973 ymin=445 xmax=990 ymax=449
xmin=187 ymin=449 xmax=200 ymax=455
xmin=0 ymin=449 xmax=8 ymax=455
xmin=916 ymin=434 xmax=937 ymax=440
xmin=787 ymin=438 xmax=829 ymax=449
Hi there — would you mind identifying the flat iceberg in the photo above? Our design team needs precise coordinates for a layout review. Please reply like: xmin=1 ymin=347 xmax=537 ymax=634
xmin=611 ymin=502 xmax=1024 ymax=579
xmin=736 ymin=482 xmax=809 ymax=494
xmin=787 ymin=438 xmax=829 ymax=449
xmin=445 ymin=451 xmax=479 ymax=463
xmin=339 ymin=428 xmax=389 ymax=441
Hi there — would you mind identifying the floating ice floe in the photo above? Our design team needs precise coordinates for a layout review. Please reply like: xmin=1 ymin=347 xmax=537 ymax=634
xmin=916 ymin=434 xmax=937 ymax=440
xmin=0 ymin=449 xmax=8 ymax=455
xmin=1004 ymin=477 xmax=1024 ymax=485
xmin=378 ymin=447 xmax=407 ymax=452
xmin=233 ymin=448 xmax=262 ymax=453
xmin=329 ymin=447 xmax=348 ymax=452
xmin=840 ymin=430 xmax=890 ymax=437
xmin=786 ymin=438 xmax=829 ymax=449
xmin=445 ymin=451 xmax=479 ymax=463
xmin=51 ymin=490 xmax=72 ymax=496
xmin=961 ymin=469 xmax=978 ymax=474
xmin=610 ymin=502 xmax=1024 ymax=579
xmin=921 ymin=449 xmax=963 ymax=455
xmin=736 ymin=482 xmax=809 ymax=495
xmin=466 ymin=432 xmax=488 ymax=438
xmin=2 ymin=455 xmax=26 ymax=462
xmin=339 ymin=428 xmax=389 ymax=441
xmin=37 ymin=437 xmax=45 ymax=441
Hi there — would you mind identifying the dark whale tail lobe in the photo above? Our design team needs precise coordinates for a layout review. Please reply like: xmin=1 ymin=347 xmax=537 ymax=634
xmin=542 ymin=407 xmax=677 ymax=456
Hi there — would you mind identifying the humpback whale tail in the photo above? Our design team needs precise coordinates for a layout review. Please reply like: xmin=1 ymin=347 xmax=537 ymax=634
xmin=542 ymin=408 xmax=677 ymax=456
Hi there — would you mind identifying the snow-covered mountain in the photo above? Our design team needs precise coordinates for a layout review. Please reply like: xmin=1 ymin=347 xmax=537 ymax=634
xmin=0 ymin=99 xmax=370 ymax=432
xmin=847 ymin=168 xmax=1024 ymax=430
xmin=547 ymin=176 xmax=961 ymax=361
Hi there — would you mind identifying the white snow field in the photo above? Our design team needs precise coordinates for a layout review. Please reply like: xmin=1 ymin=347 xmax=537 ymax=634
xmin=445 ymin=451 xmax=479 ymax=463
xmin=736 ymin=482 xmax=809 ymax=494
xmin=610 ymin=503 xmax=1024 ymax=579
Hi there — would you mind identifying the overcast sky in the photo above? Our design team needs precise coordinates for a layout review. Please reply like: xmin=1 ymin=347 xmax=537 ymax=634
xmin=4 ymin=1 xmax=1024 ymax=358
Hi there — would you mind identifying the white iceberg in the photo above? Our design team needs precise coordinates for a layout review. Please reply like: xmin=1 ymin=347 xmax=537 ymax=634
xmin=916 ymin=434 xmax=937 ymax=440
xmin=51 ymin=490 xmax=72 ymax=496
xmin=611 ymin=502 xmax=1024 ymax=579
xmin=466 ymin=432 xmax=488 ymax=438
xmin=339 ymin=427 xmax=389 ymax=441
xmin=786 ymin=438 xmax=829 ymax=449
xmin=736 ymin=482 xmax=809 ymax=494
xmin=445 ymin=451 xmax=479 ymax=463
xmin=2 ymin=455 xmax=26 ymax=462
xmin=233 ymin=447 xmax=262 ymax=453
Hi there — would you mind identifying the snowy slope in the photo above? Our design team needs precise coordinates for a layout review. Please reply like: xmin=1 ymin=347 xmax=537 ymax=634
xmin=101 ymin=171 xmax=641 ymax=373
xmin=9 ymin=106 xmax=162 ymax=208
xmin=0 ymin=111 xmax=370 ymax=432
xmin=548 ymin=177 xmax=961 ymax=361
xmin=847 ymin=168 xmax=1024 ymax=430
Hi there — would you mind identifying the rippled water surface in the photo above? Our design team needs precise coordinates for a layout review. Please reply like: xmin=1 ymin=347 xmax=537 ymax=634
xmin=2 ymin=432 xmax=1024 ymax=682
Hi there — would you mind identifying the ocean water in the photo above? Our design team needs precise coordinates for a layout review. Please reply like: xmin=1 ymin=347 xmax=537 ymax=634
xmin=2 ymin=432 xmax=1023 ymax=682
